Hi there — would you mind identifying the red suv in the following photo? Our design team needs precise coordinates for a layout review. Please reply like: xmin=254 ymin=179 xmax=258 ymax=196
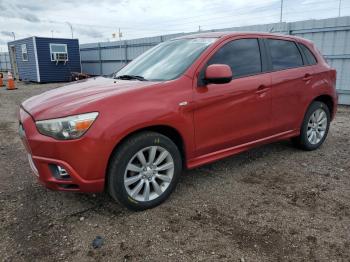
xmin=19 ymin=32 xmax=337 ymax=210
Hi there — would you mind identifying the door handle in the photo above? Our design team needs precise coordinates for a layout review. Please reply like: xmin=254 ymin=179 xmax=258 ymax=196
xmin=256 ymin=85 xmax=269 ymax=94
xmin=303 ymin=73 xmax=313 ymax=81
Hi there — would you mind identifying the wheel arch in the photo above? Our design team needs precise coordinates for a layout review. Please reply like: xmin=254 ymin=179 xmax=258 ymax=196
xmin=105 ymin=125 xmax=186 ymax=189
xmin=312 ymin=94 xmax=334 ymax=119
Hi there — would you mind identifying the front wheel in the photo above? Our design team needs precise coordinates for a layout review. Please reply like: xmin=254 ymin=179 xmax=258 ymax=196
xmin=108 ymin=132 xmax=182 ymax=211
xmin=292 ymin=101 xmax=330 ymax=151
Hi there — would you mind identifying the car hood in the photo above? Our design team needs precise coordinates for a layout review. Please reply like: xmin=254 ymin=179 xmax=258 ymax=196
xmin=22 ymin=77 xmax=159 ymax=120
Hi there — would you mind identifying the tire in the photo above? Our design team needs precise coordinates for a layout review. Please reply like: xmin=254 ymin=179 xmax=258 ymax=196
xmin=292 ymin=101 xmax=330 ymax=151
xmin=108 ymin=131 xmax=182 ymax=211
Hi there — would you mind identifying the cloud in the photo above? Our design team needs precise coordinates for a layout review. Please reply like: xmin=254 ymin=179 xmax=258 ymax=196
xmin=0 ymin=2 xmax=41 ymax=22
xmin=0 ymin=0 xmax=349 ymax=51
xmin=1 ymin=31 xmax=14 ymax=37
xmin=21 ymin=13 xmax=40 ymax=23
xmin=75 ymin=28 xmax=104 ymax=38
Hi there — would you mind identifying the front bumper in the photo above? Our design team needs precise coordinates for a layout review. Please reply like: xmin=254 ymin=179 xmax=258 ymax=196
xmin=18 ymin=108 xmax=105 ymax=192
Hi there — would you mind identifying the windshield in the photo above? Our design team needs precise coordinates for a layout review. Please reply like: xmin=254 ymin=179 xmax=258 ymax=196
xmin=114 ymin=38 xmax=217 ymax=81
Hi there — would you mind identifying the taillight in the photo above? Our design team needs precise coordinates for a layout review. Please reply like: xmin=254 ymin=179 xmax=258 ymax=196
xmin=330 ymin=70 xmax=337 ymax=89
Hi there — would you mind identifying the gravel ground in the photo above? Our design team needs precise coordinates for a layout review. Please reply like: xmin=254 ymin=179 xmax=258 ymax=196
xmin=0 ymin=82 xmax=349 ymax=261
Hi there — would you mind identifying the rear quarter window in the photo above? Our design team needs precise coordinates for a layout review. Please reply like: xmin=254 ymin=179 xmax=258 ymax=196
xmin=299 ymin=43 xmax=318 ymax=65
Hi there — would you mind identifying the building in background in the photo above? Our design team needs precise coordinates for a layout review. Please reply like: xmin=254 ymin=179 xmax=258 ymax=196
xmin=7 ymin=37 xmax=81 ymax=83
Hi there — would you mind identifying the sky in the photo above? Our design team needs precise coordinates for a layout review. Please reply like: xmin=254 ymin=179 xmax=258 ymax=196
xmin=0 ymin=0 xmax=349 ymax=51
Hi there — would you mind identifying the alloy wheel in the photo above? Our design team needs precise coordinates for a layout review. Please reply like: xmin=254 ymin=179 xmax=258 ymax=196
xmin=307 ymin=108 xmax=327 ymax=145
xmin=124 ymin=146 xmax=174 ymax=202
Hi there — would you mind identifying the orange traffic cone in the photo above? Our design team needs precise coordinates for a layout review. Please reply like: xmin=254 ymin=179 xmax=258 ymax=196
xmin=0 ymin=73 xmax=4 ymax=87
xmin=6 ymin=71 xmax=17 ymax=90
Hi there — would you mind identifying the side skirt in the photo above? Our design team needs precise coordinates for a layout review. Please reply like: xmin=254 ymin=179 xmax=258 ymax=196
xmin=187 ymin=130 xmax=299 ymax=169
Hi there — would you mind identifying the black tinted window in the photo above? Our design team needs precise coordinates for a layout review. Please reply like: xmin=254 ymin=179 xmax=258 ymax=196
xmin=299 ymin=43 xmax=317 ymax=65
xmin=207 ymin=39 xmax=261 ymax=78
xmin=268 ymin=39 xmax=303 ymax=70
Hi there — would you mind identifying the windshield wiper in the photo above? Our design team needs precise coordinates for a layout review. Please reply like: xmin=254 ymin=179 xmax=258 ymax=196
xmin=114 ymin=74 xmax=148 ymax=81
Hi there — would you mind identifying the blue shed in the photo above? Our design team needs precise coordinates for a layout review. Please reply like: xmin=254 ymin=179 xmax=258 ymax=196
xmin=7 ymin=37 xmax=81 ymax=83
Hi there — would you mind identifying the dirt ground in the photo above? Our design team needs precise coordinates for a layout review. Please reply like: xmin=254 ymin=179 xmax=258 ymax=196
xmin=0 ymin=81 xmax=349 ymax=262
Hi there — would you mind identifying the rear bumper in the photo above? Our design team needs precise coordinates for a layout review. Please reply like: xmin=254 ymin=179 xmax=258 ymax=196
xmin=18 ymin=108 xmax=105 ymax=193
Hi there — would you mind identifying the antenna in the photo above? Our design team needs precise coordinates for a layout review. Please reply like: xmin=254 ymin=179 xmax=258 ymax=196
xmin=66 ymin=22 xmax=74 ymax=39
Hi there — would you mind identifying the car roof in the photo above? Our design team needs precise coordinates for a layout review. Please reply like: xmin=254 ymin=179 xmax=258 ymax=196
xmin=175 ymin=31 xmax=311 ymax=44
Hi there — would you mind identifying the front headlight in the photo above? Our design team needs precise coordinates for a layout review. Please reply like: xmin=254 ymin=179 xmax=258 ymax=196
xmin=36 ymin=112 xmax=99 ymax=140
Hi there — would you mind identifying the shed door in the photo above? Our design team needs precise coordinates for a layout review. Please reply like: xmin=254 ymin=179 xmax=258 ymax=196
xmin=9 ymin=46 xmax=19 ymax=79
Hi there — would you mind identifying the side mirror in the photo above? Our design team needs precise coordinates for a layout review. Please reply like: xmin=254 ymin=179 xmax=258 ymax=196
xmin=205 ymin=64 xmax=232 ymax=84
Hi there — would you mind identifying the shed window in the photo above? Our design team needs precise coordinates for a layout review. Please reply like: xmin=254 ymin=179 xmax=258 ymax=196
xmin=21 ymin=44 xmax=28 ymax=61
xmin=50 ymin=43 xmax=68 ymax=61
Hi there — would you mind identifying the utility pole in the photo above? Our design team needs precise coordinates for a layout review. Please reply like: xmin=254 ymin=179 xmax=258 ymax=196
xmin=66 ymin=22 xmax=74 ymax=39
xmin=339 ymin=0 xmax=342 ymax=17
xmin=280 ymin=0 xmax=284 ymax=23
xmin=198 ymin=25 xmax=201 ymax=32
xmin=118 ymin=28 xmax=123 ymax=64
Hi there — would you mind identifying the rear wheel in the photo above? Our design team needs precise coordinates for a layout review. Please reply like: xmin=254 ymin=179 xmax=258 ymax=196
xmin=292 ymin=101 xmax=330 ymax=150
xmin=108 ymin=131 xmax=182 ymax=210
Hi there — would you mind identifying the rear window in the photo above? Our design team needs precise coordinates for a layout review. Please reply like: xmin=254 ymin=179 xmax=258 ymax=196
xmin=299 ymin=43 xmax=317 ymax=65
xmin=267 ymin=39 xmax=303 ymax=70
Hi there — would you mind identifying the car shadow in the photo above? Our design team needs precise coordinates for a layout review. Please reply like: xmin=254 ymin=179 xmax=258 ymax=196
xmin=69 ymin=139 xmax=301 ymax=214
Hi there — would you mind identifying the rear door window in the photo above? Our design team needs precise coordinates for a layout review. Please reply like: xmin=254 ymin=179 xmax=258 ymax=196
xmin=299 ymin=43 xmax=317 ymax=65
xmin=267 ymin=39 xmax=303 ymax=70
xmin=207 ymin=38 xmax=262 ymax=78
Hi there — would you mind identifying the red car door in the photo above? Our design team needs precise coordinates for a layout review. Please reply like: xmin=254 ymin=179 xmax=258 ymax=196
xmin=265 ymin=38 xmax=314 ymax=134
xmin=193 ymin=38 xmax=273 ymax=157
